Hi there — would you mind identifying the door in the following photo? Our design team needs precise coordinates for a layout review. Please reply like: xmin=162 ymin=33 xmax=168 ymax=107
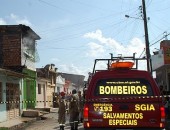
xmin=6 ymin=83 xmax=20 ymax=120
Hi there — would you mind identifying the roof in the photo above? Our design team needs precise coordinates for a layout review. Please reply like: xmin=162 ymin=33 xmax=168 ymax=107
xmin=0 ymin=68 xmax=25 ymax=78
xmin=58 ymin=72 xmax=85 ymax=88
xmin=36 ymin=68 xmax=46 ymax=77
xmin=0 ymin=24 xmax=41 ymax=40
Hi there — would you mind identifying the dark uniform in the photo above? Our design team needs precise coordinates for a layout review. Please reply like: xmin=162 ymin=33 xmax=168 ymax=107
xmin=78 ymin=91 xmax=84 ymax=123
xmin=58 ymin=92 xmax=66 ymax=130
xmin=69 ymin=89 xmax=79 ymax=130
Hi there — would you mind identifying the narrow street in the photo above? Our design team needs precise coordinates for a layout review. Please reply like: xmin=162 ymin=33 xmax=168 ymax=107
xmin=20 ymin=109 xmax=170 ymax=130
xmin=22 ymin=110 xmax=84 ymax=130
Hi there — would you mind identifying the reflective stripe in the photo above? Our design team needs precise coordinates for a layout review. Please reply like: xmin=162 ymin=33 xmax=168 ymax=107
xmin=59 ymin=124 xmax=65 ymax=126
xmin=70 ymin=121 xmax=79 ymax=123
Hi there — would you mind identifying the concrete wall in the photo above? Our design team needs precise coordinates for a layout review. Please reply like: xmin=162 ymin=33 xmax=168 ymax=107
xmin=0 ymin=26 xmax=21 ymax=67
xmin=0 ymin=73 xmax=22 ymax=122
xmin=36 ymin=79 xmax=47 ymax=108
xmin=0 ymin=76 xmax=7 ymax=122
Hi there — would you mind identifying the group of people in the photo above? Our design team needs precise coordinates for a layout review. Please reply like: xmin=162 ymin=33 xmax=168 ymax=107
xmin=58 ymin=89 xmax=84 ymax=130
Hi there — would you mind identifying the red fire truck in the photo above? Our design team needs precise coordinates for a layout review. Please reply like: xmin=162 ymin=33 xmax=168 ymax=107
xmin=83 ymin=54 xmax=165 ymax=130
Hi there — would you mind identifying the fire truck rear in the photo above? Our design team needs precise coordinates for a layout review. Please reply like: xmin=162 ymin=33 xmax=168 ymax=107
xmin=83 ymin=54 xmax=165 ymax=130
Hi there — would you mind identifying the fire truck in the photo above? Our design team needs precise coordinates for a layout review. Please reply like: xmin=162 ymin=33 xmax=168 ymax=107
xmin=83 ymin=54 xmax=165 ymax=130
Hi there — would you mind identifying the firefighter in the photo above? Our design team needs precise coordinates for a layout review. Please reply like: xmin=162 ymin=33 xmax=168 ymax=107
xmin=78 ymin=91 xmax=84 ymax=123
xmin=58 ymin=92 xmax=66 ymax=130
xmin=69 ymin=89 xmax=79 ymax=130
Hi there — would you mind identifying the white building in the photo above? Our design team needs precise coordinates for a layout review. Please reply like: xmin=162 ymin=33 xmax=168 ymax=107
xmin=56 ymin=75 xmax=65 ymax=94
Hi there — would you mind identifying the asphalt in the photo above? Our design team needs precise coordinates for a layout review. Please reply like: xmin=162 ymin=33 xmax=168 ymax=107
xmin=0 ymin=109 xmax=170 ymax=130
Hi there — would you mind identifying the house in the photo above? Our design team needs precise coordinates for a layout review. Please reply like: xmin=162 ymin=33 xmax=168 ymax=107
xmin=63 ymin=80 xmax=72 ymax=94
xmin=152 ymin=40 xmax=170 ymax=92
xmin=36 ymin=64 xmax=57 ymax=108
xmin=55 ymin=75 xmax=65 ymax=94
xmin=36 ymin=74 xmax=49 ymax=108
xmin=0 ymin=68 xmax=24 ymax=122
xmin=58 ymin=73 xmax=85 ymax=93
xmin=0 ymin=24 xmax=40 ymax=120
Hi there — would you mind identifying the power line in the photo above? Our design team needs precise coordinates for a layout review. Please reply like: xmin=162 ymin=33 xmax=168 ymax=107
xmin=150 ymin=32 xmax=170 ymax=47
xmin=38 ymin=0 xmax=75 ymax=14
xmin=39 ymin=19 xmax=128 ymax=44
xmin=38 ymin=6 xmax=139 ymax=33
xmin=139 ymin=48 xmax=145 ymax=58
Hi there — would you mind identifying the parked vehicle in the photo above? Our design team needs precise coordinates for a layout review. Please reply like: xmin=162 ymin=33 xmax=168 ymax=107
xmin=83 ymin=54 xmax=165 ymax=130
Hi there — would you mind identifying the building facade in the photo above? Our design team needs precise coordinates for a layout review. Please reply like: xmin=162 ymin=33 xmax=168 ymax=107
xmin=55 ymin=75 xmax=65 ymax=94
xmin=36 ymin=64 xmax=57 ymax=108
xmin=36 ymin=77 xmax=49 ymax=108
xmin=0 ymin=24 xmax=40 ymax=110
xmin=152 ymin=40 xmax=170 ymax=92
xmin=0 ymin=68 xmax=24 ymax=122
xmin=58 ymin=73 xmax=85 ymax=93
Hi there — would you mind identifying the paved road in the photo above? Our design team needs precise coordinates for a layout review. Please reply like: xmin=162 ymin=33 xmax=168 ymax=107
xmin=23 ymin=111 xmax=62 ymax=130
xmin=22 ymin=112 xmax=83 ymax=130
xmin=22 ymin=110 xmax=84 ymax=130
xmin=21 ymin=110 xmax=169 ymax=130
xmin=56 ymin=123 xmax=84 ymax=130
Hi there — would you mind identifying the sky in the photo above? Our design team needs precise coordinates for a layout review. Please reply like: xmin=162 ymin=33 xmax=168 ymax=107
xmin=1 ymin=0 xmax=170 ymax=80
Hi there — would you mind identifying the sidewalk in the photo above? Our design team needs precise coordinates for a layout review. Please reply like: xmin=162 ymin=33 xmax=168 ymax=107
xmin=0 ymin=108 xmax=58 ymax=130
xmin=0 ymin=117 xmax=38 ymax=130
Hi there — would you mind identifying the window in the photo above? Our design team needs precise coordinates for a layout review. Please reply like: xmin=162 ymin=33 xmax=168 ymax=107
xmin=0 ymin=82 xmax=2 ymax=102
xmin=38 ymin=84 xmax=41 ymax=94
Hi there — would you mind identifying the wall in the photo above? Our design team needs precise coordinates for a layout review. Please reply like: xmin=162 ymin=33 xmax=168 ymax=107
xmin=46 ymin=85 xmax=54 ymax=107
xmin=0 ymin=75 xmax=7 ymax=122
xmin=156 ymin=65 xmax=170 ymax=91
xmin=21 ymin=35 xmax=36 ymax=71
xmin=55 ymin=75 xmax=65 ymax=94
xmin=23 ymin=68 xmax=36 ymax=109
xmin=36 ymin=79 xmax=47 ymax=108
xmin=160 ymin=40 xmax=170 ymax=64
xmin=0 ymin=25 xmax=40 ymax=69
xmin=0 ymin=72 xmax=22 ymax=122
xmin=0 ymin=26 xmax=21 ymax=67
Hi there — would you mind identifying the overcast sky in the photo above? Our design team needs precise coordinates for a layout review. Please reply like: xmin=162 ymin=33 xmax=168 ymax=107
xmin=1 ymin=0 xmax=170 ymax=79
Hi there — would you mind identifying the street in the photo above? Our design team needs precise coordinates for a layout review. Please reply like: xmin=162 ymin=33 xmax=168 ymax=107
xmin=20 ymin=109 xmax=169 ymax=130
xmin=21 ymin=112 xmax=168 ymax=130
xmin=22 ymin=111 xmax=84 ymax=130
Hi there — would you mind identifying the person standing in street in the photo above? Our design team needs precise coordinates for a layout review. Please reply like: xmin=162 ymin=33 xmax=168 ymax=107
xmin=69 ymin=89 xmax=79 ymax=130
xmin=58 ymin=92 xmax=66 ymax=130
xmin=78 ymin=91 xmax=84 ymax=123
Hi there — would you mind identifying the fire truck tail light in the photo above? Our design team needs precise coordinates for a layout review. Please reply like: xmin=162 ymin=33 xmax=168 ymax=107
xmin=160 ymin=123 xmax=164 ymax=128
xmin=87 ymin=122 xmax=90 ymax=127
xmin=160 ymin=106 xmax=165 ymax=128
xmin=84 ymin=105 xmax=89 ymax=121
xmin=160 ymin=106 xmax=165 ymax=119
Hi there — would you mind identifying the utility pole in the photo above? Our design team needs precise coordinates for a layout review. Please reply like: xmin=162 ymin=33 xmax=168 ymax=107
xmin=142 ymin=0 xmax=152 ymax=74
